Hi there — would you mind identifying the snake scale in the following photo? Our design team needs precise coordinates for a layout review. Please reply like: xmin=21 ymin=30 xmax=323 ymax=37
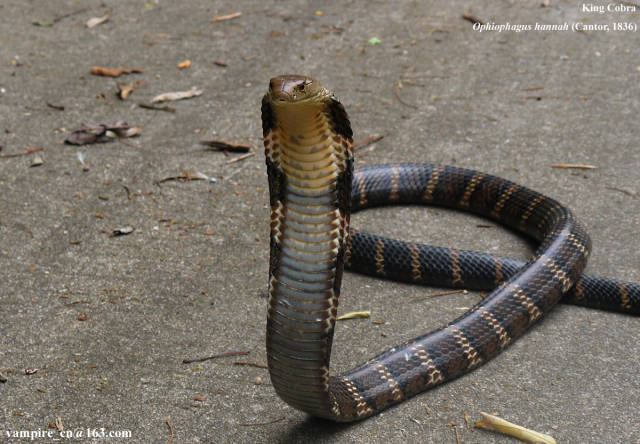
xmin=261 ymin=74 xmax=639 ymax=422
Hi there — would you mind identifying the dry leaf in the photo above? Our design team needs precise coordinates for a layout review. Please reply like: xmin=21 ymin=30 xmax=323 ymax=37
xmin=462 ymin=13 xmax=484 ymax=25
xmin=120 ymin=127 xmax=142 ymax=138
xmin=117 ymin=82 xmax=135 ymax=99
xmin=90 ymin=66 xmax=146 ymax=77
xmin=65 ymin=121 xmax=139 ymax=145
xmin=178 ymin=60 xmax=191 ymax=69
xmin=151 ymin=87 xmax=203 ymax=103
xmin=86 ymin=13 xmax=110 ymax=28
xmin=33 ymin=20 xmax=54 ymax=27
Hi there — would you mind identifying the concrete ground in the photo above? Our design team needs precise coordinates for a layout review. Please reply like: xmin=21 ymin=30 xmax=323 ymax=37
xmin=1 ymin=1 xmax=638 ymax=443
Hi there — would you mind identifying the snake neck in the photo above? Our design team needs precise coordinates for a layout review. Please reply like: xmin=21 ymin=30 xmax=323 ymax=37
xmin=262 ymin=92 xmax=353 ymax=417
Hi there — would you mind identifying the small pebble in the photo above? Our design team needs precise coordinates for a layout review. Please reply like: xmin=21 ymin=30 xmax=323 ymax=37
xmin=30 ymin=155 xmax=44 ymax=167
xmin=254 ymin=376 xmax=263 ymax=385
xmin=112 ymin=226 xmax=134 ymax=236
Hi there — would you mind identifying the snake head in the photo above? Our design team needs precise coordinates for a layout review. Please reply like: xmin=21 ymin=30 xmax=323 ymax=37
xmin=267 ymin=75 xmax=326 ymax=102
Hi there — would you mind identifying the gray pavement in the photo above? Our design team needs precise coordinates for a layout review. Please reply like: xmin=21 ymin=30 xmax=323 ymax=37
xmin=1 ymin=1 xmax=639 ymax=443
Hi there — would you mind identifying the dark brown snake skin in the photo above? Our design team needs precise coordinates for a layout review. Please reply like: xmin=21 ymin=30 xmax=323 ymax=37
xmin=261 ymin=75 xmax=639 ymax=422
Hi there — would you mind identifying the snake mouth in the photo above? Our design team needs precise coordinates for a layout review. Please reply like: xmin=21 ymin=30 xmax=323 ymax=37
xmin=267 ymin=74 xmax=329 ymax=103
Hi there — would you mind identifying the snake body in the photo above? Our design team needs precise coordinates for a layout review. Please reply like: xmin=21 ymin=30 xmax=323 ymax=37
xmin=261 ymin=75 xmax=638 ymax=422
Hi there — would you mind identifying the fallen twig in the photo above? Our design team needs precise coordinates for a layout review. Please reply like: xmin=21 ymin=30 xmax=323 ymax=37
xmin=182 ymin=351 xmax=249 ymax=364
xmin=358 ymin=145 xmax=377 ymax=156
xmin=521 ymin=85 xmax=544 ymax=92
xmin=523 ymin=95 xmax=561 ymax=100
xmin=152 ymin=87 xmax=203 ymax=103
xmin=394 ymin=83 xmax=418 ymax=109
xmin=212 ymin=12 xmax=242 ymax=22
xmin=138 ymin=103 xmax=176 ymax=113
xmin=550 ymin=163 xmax=597 ymax=170
xmin=226 ymin=151 xmax=255 ymax=164
xmin=165 ymin=418 xmax=174 ymax=444
xmin=0 ymin=147 xmax=43 ymax=158
xmin=449 ymin=421 xmax=461 ymax=444
xmin=46 ymin=102 xmax=65 ymax=111
xmin=201 ymin=139 xmax=252 ymax=153
xmin=353 ymin=134 xmax=385 ymax=151
xmin=239 ymin=416 xmax=285 ymax=427
xmin=475 ymin=412 xmax=557 ymax=444
xmin=606 ymin=186 xmax=638 ymax=199
xmin=411 ymin=289 xmax=468 ymax=301
xmin=91 ymin=66 xmax=146 ymax=77
xmin=337 ymin=311 xmax=371 ymax=320
xmin=461 ymin=13 xmax=484 ymax=25
xmin=233 ymin=361 xmax=268 ymax=369
xmin=33 ymin=6 xmax=91 ymax=26
xmin=155 ymin=171 xmax=211 ymax=186
xmin=223 ymin=162 xmax=251 ymax=181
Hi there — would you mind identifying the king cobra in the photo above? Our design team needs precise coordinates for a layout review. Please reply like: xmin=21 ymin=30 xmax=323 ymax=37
xmin=261 ymin=74 xmax=639 ymax=421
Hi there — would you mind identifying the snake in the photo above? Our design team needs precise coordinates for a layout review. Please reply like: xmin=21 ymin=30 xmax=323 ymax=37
xmin=261 ymin=74 xmax=639 ymax=422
